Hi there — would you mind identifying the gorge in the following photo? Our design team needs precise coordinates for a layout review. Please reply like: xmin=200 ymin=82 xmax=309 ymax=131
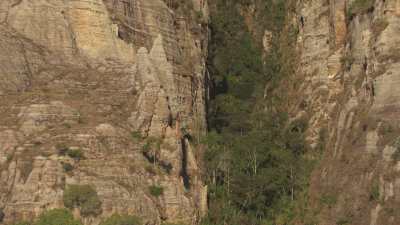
xmin=0 ymin=0 xmax=400 ymax=225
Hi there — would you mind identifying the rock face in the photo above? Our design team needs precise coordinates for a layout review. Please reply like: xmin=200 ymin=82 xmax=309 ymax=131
xmin=0 ymin=0 xmax=208 ymax=224
xmin=293 ymin=0 xmax=400 ymax=224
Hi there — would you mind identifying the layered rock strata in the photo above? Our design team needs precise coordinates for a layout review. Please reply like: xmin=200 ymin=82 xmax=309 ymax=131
xmin=0 ymin=0 xmax=208 ymax=224
xmin=293 ymin=0 xmax=400 ymax=224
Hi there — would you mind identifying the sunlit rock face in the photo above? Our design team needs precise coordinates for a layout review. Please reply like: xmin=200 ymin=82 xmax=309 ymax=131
xmin=294 ymin=0 xmax=400 ymax=224
xmin=0 ymin=0 xmax=208 ymax=224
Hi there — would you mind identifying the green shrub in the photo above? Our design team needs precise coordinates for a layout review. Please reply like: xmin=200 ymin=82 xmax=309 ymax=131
xmin=131 ymin=131 xmax=143 ymax=140
xmin=35 ymin=209 xmax=82 ymax=225
xmin=149 ymin=185 xmax=164 ymax=197
xmin=62 ymin=162 xmax=74 ymax=172
xmin=63 ymin=123 xmax=72 ymax=129
xmin=57 ymin=144 xmax=84 ymax=160
xmin=67 ymin=149 xmax=84 ymax=161
xmin=336 ymin=217 xmax=351 ymax=225
xmin=369 ymin=182 xmax=380 ymax=201
xmin=378 ymin=122 xmax=394 ymax=135
xmin=340 ymin=54 xmax=355 ymax=70
xmin=320 ymin=193 xmax=337 ymax=207
xmin=63 ymin=184 xmax=102 ymax=217
xmin=142 ymin=142 xmax=151 ymax=152
xmin=6 ymin=154 xmax=14 ymax=162
xmin=56 ymin=144 xmax=69 ymax=156
xmin=100 ymin=214 xmax=141 ymax=225
xmin=162 ymin=223 xmax=187 ymax=225
xmin=348 ymin=0 xmax=375 ymax=18
xmin=142 ymin=137 xmax=162 ymax=153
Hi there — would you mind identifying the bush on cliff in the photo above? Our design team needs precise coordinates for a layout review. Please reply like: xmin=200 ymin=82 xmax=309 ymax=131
xmin=99 ymin=214 xmax=141 ymax=225
xmin=347 ymin=0 xmax=375 ymax=18
xmin=35 ymin=209 xmax=82 ymax=225
xmin=12 ymin=211 xmax=143 ymax=225
xmin=63 ymin=184 xmax=102 ymax=217
xmin=149 ymin=185 xmax=164 ymax=197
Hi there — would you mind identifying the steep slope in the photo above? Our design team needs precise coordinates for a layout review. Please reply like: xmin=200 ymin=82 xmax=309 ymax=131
xmin=294 ymin=0 xmax=400 ymax=224
xmin=0 ymin=0 xmax=208 ymax=224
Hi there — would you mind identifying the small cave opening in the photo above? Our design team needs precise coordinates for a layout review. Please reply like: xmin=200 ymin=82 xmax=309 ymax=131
xmin=180 ymin=138 xmax=191 ymax=190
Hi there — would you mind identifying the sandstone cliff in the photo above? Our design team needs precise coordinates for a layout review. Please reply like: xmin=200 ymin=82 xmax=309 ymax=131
xmin=0 ymin=0 xmax=208 ymax=224
xmin=293 ymin=0 xmax=400 ymax=224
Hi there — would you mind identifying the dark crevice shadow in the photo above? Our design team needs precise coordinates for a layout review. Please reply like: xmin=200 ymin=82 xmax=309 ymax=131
xmin=180 ymin=138 xmax=191 ymax=190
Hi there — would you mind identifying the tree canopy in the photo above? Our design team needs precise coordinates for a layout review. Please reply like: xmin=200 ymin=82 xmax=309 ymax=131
xmin=203 ymin=0 xmax=313 ymax=224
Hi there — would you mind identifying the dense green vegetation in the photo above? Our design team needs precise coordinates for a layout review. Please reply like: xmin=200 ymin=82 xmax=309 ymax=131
xmin=12 ymin=209 xmax=143 ymax=225
xmin=347 ymin=0 xmax=375 ymax=18
xmin=63 ymin=184 xmax=102 ymax=217
xmin=12 ymin=209 xmax=82 ymax=225
xmin=99 ymin=214 xmax=141 ymax=225
xmin=35 ymin=209 xmax=83 ymax=225
xmin=149 ymin=185 xmax=164 ymax=197
xmin=203 ymin=0 xmax=313 ymax=224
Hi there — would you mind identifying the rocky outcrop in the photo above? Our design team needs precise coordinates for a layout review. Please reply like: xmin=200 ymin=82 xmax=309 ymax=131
xmin=0 ymin=0 xmax=208 ymax=224
xmin=293 ymin=0 xmax=400 ymax=224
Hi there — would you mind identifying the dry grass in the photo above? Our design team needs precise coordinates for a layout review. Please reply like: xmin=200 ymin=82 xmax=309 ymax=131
xmin=371 ymin=19 xmax=389 ymax=37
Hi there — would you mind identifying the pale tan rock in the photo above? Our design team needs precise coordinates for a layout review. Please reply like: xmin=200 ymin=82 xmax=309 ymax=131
xmin=296 ymin=0 xmax=400 ymax=224
xmin=366 ymin=131 xmax=379 ymax=154
xmin=67 ymin=0 xmax=135 ymax=62
xmin=18 ymin=101 xmax=78 ymax=136
xmin=0 ymin=0 xmax=208 ymax=224
xmin=370 ymin=204 xmax=382 ymax=225
xmin=0 ymin=130 xmax=22 ymax=164
xmin=382 ymin=145 xmax=397 ymax=162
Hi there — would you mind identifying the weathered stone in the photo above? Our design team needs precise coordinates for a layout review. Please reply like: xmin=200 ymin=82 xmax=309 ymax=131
xmin=0 ymin=0 xmax=208 ymax=224
xmin=295 ymin=0 xmax=400 ymax=224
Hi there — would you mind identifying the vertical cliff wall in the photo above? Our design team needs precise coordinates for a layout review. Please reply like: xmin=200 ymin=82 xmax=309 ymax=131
xmin=0 ymin=0 xmax=208 ymax=224
xmin=294 ymin=0 xmax=400 ymax=224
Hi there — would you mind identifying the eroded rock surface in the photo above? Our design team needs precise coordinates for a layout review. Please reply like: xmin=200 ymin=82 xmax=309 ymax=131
xmin=0 ymin=0 xmax=208 ymax=224
xmin=293 ymin=0 xmax=400 ymax=224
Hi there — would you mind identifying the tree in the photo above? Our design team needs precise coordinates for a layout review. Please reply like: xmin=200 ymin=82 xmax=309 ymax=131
xmin=204 ymin=0 xmax=310 ymax=224
xmin=35 ymin=209 xmax=82 ymax=225
xmin=63 ymin=184 xmax=102 ymax=217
